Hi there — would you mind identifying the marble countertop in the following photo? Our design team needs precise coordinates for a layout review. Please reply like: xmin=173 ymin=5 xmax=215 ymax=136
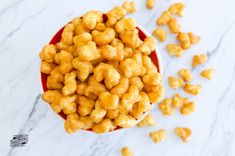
xmin=1 ymin=0 xmax=235 ymax=156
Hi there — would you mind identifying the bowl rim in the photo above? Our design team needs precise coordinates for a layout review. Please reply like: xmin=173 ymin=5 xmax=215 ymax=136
xmin=39 ymin=23 xmax=163 ymax=134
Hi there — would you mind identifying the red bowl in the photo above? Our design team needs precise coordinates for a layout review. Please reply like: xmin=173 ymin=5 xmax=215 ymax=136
xmin=41 ymin=16 xmax=161 ymax=132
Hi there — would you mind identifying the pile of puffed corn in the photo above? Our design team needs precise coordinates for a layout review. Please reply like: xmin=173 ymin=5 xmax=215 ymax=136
xmin=39 ymin=0 xmax=215 ymax=156
xmin=40 ymin=0 xmax=164 ymax=135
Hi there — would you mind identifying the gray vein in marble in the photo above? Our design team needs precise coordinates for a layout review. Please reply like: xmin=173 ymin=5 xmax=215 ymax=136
xmin=0 ymin=7 xmax=47 ymax=47
xmin=206 ymin=20 xmax=235 ymax=59
xmin=192 ymin=20 xmax=235 ymax=73
xmin=200 ymin=66 xmax=235 ymax=156
xmin=0 ymin=0 xmax=26 ymax=17
xmin=6 ymin=94 xmax=48 ymax=156
xmin=81 ymin=135 xmax=110 ymax=156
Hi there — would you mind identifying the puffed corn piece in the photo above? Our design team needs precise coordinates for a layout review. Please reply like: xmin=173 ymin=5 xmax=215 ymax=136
xmin=82 ymin=11 xmax=103 ymax=30
xmin=79 ymin=116 xmax=94 ymax=130
xmin=40 ymin=61 xmax=55 ymax=74
xmin=115 ymin=18 xmax=137 ymax=33
xmin=130 ymin=92 xmax=151 ymax=119
xmin=138 ymin=36 xmax=156 ymax=55
xmin=158 ymin=98 xmax=174 ymax=116
xmin=180 ymin=101 xmax=195 ymax=115
xmin=92 ymin=118 xmax=116 ymax=134
xmin=64 ymin=113 xmax=84 ymax=133
xmin=178 ymin=69 xmax=192 ymax=82
xmin=90 ymin=101 xmax=107 ymax=123
xmin=168 ymin=76 xmax=185 ymax=89
xmin=172 ymin=93 xmax=184 ymax=108
xmin=39 ymin=44 xmax=57 ymax=63
xmin=166 ymin=44 xmax=183 ymax=57
xmin=78 ymin=96 xmax=95 ymax=116
xmin=122 ymin=0 xmax=136 ymax=13
xmin=192 ymin=54 xmax=207 ymax=68
xmin=121 ymin=85 xmax=139 ymax=111
xmin=92 ymin=28 xmax=116 ymax=46
xmin=114 ymin=113 xmax=136 ymax=128
xmin=42 ymin=90 xmax=62 ymax=113
xmin=187 ymin=32 xmax=201 ymax=44
xmin=107 ymin=6 xmax=127 ymax=25
xmin=146 ymin=0 xmax=156 ymax=9
xmin=152 ymin=28 xmax=166 ymax=42
xmin=168 ymin=2 xmax=185 ymax=17
xmin=120 ymin=29 xmax=142 ymax=48
xmin=183 ymin=84 xmax=202 ymax=95
xmin=137 ymin=114 xmax=155 ymax=128
xmin=149 ymin=129 xmax=167 ymax=143
xmin=62 ymin=71 xmax=77 ymax=96
xmin=99 ymin=91 xmax=119 ymax=110
xmin=60 ymin=94 xmax=78 ymax=115
xmin=177 ymin=32 xmax=191 ymax=49
xmin=156 ymin=11 xmax=172 ymax=26
xmin=121 ymin=147 xmax=133 ymax=156
xmin=61 ymin=23 xmax=75 ymax=45
xmin=147 ymin=85 xmax=165 ymax=103
xmin=168 ymin=18 xmax=181 ymax=34
xmin=175 ymin=127 xmax=192 ymax=142
xmin=200 ymin=68 xmax=215 ymax=80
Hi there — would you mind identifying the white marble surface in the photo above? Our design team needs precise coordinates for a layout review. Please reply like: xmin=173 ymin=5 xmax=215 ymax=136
xmin=1 ymin=0 xmax=235 ymax=156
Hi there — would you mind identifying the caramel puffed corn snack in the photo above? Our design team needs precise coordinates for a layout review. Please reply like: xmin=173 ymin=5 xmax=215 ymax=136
xmin=40 ymin=4 xmax=164 ymax=134
xmin=121 ymin=147 xmax=133 ymax=156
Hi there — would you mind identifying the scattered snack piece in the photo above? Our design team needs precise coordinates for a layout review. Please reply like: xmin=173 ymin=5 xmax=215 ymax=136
xmin=168 ymin=2 xmax=185 ymax=17
xmin=172 ymin=93 xmax=184 ymax=108
xmin=175 ymin=127 xmax=192 ymax=142
xmin=166 ymin=44 xmax=183 ymax=57
xmin=158 ymin=98 xmax=174 ymax=116
xmin=137 ymin=114 xmax=155 ymax=128
xmin=168 ymin=18 xmax=181 ymax=34
xmin=183 ymin=84 xmax=202 ymax=95
xmin=156 ymin=11 xmax=172 ymax=26
xmin=178 ymin=69 xmax=192 ymax=82
xmin=122 ymin=147 xmax=133 ymax=156
xmin=122 ymin=0 xmax=136 ymax=13
xmin=146 ymin=0 xmax=156 ymax=9
xmin=180 ymin=101 xmax=195 ymax=115
xmin=168 ymin=76 xmax=185 ymax=89
xmin=177 ymin=32 xmax=191 ymax=49
xmin=200 ymin=69 xmax=215 ymax=80
xmin=149 ymin=129 xmax=167 ymax=143
xmin=187 ymin=32 xmax=201 ymax=44
xmin=192 ymin=54 xmax=207 ymax=68
xmin=152 ymin=28 xmax=166 ymax=42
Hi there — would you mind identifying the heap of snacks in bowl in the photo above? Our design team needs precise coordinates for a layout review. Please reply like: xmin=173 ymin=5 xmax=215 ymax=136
xmin=39 ymin=6 xmax=164 ymax=134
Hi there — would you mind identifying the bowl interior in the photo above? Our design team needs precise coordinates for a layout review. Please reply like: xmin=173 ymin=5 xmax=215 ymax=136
xmin=41 ymin=16 xmax=161 ymax=131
